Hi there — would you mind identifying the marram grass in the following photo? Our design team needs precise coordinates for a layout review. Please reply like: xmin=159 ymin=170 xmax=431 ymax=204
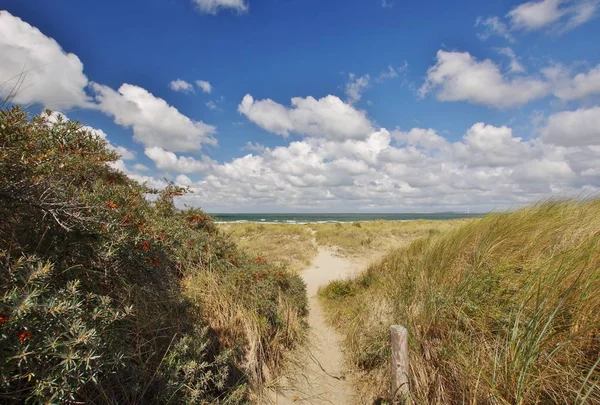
xmin=320 ymin=199 xmax=600 ymax=404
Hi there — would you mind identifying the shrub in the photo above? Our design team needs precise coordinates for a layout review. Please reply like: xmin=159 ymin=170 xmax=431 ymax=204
xmin=0 ymin=107 xmax=307 ymax=403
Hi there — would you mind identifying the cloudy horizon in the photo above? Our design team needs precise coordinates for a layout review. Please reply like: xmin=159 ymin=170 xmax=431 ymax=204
xmin=1 ymin=0 xmax=599 ymax=212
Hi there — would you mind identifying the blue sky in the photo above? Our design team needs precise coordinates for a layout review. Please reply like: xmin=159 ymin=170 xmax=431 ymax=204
xmin=1 ymin=0 xmax=600 ymax=212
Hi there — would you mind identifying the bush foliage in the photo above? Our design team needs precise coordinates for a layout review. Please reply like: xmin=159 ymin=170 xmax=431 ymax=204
xmin=0 ymin=107 xmax=307 ymax=403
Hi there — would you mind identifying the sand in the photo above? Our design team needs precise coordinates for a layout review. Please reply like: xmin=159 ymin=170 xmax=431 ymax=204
xmin=269 ymin=248 xmax=369 ymax=405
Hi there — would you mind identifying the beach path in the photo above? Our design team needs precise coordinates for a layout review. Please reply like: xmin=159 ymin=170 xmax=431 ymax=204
xmin=269 ymin=247 xmax=369 ymax=404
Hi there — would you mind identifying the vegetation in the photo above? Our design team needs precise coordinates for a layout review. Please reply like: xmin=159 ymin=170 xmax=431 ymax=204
xmin=320 ymin=200 xmax=600 ymax=404
xmin=313 ymin=219 xmax=469 ymax=257
xmin=220 ymin=224 xmax=316 ymax=272
xmin=0 ymin=107 xmax=307 ymax=404
xmin=222 ymin=220 xmax=468 ymax=269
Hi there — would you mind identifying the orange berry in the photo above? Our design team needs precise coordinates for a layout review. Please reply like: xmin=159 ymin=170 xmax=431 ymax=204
xmin=19 ymin=330 xmax=32 ymax=343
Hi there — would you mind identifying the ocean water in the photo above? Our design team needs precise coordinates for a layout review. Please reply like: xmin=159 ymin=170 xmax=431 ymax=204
xmin=212 ymin=213 xmax=482 ymax=224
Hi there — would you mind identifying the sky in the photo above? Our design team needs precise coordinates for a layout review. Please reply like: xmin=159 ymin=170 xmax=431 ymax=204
xmin=1 ymin=0 xmax=599 ymax=213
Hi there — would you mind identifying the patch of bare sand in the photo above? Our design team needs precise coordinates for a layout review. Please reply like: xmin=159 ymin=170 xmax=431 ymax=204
xmin=267 ymin=248 xmax=371 ymax=405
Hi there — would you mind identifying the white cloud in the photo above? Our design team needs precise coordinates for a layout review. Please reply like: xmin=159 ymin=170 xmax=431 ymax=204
xmin=0 ymin=11 xmax=90 ymax=109
xmin=419 ymin=50 xmax=550 ymax=108
xmin=196 ymin=80 xmax=213 ymax=93
xmin=244 ymin=141 xmax=267 ymax=153
xmin=375 ymin=63 xmax=408 ymax=83
xmin=91 ymin=83 xmax=216 ymax=152
xmin=345 ymin=73 xmax=370 ymax=104
xmin=542 ymin=106 xmax=600 ymax=146
xmin=378 ymin=65 xmax=398 ymax=81
xmin=553 ymin=63 xmax=600 ymax=100
xmin=508 ymin=0 xmax=566 ymax=30
xmin=0 ymin=11 xmax=218 ymax=157
xmin=238 ymin=94 xmax=375 ymax=140
xmin=394 ymin=127 xmax=450 ymax=150
xmin=189 ymin=0 xmax=248 ymax=14
xmin=456 ymin=123 xmax=538 ymax=167
xmin=169 ymin=79 xmax=194 ymax=93
xmin=144 ymin=147 xmax=215 ymax=173
xmin=176 ymin=174 xmax=193 ymax=186
xmin=129 ymin=118 xmax=598 ymax=212
xmin=475 ymin=16 xmax=515 ymax=42
xmin=133 ymin=163 xmax=150 ymax=172
xmin=507 ymin=0 xmax=599 ymax=32
xmin=381 ymin=0 xmax=393 ymax=8
xmin=496 ymin=47 xmax=526 ymax=73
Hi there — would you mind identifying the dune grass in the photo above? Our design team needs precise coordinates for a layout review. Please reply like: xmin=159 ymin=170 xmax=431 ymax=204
xmin=222 ymin=220 xmax=470 ymax=271
xmin=220 ymin=223 xmax=317 ymax=272
xmin=320 ymin=200 xmax=600 ymax=404
xmin=313 ymin=219 xmax=470 ymax=257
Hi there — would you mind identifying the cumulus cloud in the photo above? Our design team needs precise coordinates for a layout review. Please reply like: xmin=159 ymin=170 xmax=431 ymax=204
xmin=120 ymin=118 xmax=600 ymax=212
xmin=419 ymin=50 xmax=550 ymax=108
xmin=507 ymin=0 xmax=599 ymax=32
xmin=456 ymin=123 xmax=539 ymax=167
xmin=238 ymin=94 xmax=375 ymax=140
xmin=169 ymin=79 xmax=194 ymax=93
xmin=195 ymin=80 xmax=213 ymax=93
xmin=0 ymin=11 xmax=90 ymax=108
xmin=144 ymin=147 xmax=215 ymax=173
xmin=552 ymin=63 xmax=600 ymax=100
xmin=0 ymin=10 xmax=218 ymax=156
xmin=189 ymin=0 xmax=248 ymax=14
xmin=542 ymin=106 xmax=600 ymax=146
xmin=91 ymin=83 xmax=216 ymax=152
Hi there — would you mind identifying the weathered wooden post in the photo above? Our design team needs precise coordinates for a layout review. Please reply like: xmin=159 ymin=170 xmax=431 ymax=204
xmin=390 ymin=325 xmax=410 ymax=403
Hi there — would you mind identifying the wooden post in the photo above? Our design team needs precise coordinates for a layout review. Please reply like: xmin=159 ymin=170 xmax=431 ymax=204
xmin=390 ymin=325 xmax=410 ymax=403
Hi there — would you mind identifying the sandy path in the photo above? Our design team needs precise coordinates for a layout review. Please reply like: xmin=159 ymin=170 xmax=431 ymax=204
xmin=271 ymin=248 xmax=368 ymax=405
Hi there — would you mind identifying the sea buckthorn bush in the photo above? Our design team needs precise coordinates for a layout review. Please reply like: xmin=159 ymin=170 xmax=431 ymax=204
xmin=0 ymin=107 xmax=307 ymax=403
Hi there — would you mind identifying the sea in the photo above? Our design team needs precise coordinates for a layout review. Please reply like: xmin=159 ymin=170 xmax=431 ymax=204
xmin=211 ymin=213 xmax=483 ymax=224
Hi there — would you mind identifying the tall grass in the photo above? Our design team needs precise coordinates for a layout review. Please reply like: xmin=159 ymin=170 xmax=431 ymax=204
xmin=320 ymin=200 xmax=600 ymax=404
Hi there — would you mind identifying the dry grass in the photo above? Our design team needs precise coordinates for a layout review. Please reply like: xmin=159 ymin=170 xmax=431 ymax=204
xmin=184 ymin=270 xmax=307 ymax=400
xmin=320 ymin=199 xmax=600 ymax=404
xmin=221 ymin=220 xmax=469 ymax=271
xmin=313 ymin=219 xmax=470 ymax=258
xmin=220 ymin=223 xmax=317 ymax=272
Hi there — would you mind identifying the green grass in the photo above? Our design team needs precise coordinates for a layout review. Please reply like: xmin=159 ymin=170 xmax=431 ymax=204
xmin=320 ymin=200 xmax=600 ymax=404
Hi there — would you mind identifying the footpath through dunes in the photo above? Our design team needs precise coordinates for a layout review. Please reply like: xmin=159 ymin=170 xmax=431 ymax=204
xmin=269 ymin=248 xmax=371 ymax=404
